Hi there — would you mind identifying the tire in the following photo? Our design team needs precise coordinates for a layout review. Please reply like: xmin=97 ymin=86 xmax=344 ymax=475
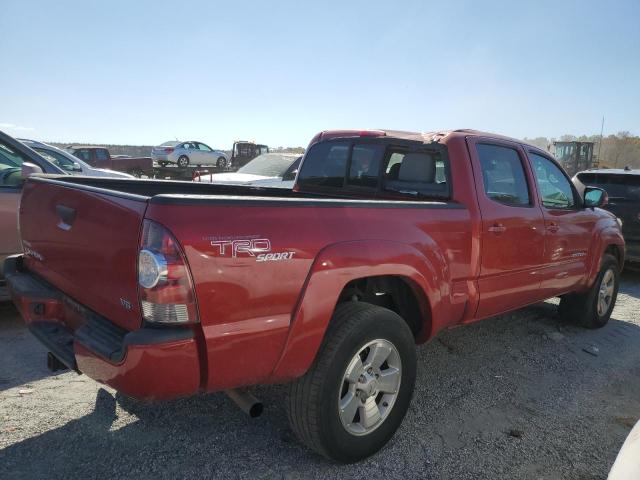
xmin=287 ymin=302 xmax=417 ymax=463
xmin=559 ymin=253 xmax=619 ymax=329
xmin=177 ymin=155 xmax=189 ymax=168
xmin=216 ymin=156 xmax=228 ymax=169
xmin=128 ymin=168 xmax=143 ymax=178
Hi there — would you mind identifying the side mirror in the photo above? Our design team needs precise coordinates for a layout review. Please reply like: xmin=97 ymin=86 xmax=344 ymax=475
xmin=21 ymin=162 xmax=44 ymax=178
xmin=584 ymin=186 xmax=608 ymax=208
xmin=72 ymin=162 xmax=83 ymax=172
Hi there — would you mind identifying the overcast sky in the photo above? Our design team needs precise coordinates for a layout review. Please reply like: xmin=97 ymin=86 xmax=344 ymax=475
xmin=1 ymin=0 xmax=638 ymax=148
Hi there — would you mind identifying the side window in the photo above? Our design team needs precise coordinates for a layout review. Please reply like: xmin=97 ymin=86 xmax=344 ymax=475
xmin=382 ymin=150 xmax=448 ymax=198
xmin=182 ymin=143 xmax=192 ymax=150
xmin=0 ymin=141 xmax=29 ymax=187
xmin=197 ymin=143 xmax=212 ymax=152
xmin=347 ymin=144 xmax=385 ymax=188
xmin=95 ymin=149 xmax=109 ymax=161
xmin=477 ymin=144 xmax=530 ymax=207
xmin=296 ymin=141 xmax=350 ymax=188
xmin=530 ymin=153 xmax=575 ymax=209
xmin=75 ymin=149 xmax=92 ymax=163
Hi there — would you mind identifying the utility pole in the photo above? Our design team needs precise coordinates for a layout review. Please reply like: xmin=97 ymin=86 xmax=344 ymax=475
xmin=597 ymin=116 xmax=604 ymax=164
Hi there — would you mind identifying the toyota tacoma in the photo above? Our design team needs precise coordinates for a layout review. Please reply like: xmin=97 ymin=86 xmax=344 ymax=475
xmin=4 ymin=129 xmax=624 ymax=462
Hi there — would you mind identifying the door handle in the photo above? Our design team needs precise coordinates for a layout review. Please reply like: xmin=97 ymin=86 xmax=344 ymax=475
xmin=547 ymin=222 xmax=559 ymax=233
xmin=488 ymin=223 xmax=506 ymax=234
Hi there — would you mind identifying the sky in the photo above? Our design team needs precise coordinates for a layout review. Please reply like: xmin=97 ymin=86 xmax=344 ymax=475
xmin=1 ymin=0 xmax=639 ymax=148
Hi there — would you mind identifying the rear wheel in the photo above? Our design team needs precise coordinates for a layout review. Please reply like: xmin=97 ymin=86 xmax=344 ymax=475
xmin=559 ymin=253 xmax=619 ymax=328
xmin=287 ymin=302 xmax=417 ymax=463
xmin=177 ymin=155 xmax=189 ymax=168
xmin=127 ymin=167 xmax=143 ymax=178
xmin=217 ymin=156 xmax=228 ymax=169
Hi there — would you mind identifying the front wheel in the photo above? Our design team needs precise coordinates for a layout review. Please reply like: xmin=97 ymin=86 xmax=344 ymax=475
xmin=287 ymin=302 xmax=416 ymax=463
xmin=216 ymin=156 xmax=228 ymax=169
xmin=559 ymin=253 xmax=619 ymax=328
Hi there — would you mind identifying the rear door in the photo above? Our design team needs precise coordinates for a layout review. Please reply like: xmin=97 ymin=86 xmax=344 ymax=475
xmin=529 ymin=152 xmax=598 ymax=295
xmin=467 ymin=137 xmax=546 ymax=318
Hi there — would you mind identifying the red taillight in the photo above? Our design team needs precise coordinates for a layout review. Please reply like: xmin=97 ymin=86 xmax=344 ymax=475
xmin=164 ymin=147 xmax=175 ymax=153
xmin=138 ymin=220 xmax=198 ymax=324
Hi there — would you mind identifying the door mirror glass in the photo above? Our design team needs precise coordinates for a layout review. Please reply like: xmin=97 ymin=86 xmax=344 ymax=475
xmin=21 ymin=162 xmax=44 ymax=178
xmin=584 ymin=186 xmax=608 ymax=208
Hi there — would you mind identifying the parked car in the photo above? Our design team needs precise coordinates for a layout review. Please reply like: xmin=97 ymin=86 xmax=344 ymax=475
xmin=194 ymin=153 xmax=300 ymax=187
xmin=574 ymin=168 xmax=640 ymax=263
xmin=151 ymin=141 xmax=229 ymax=168
xmin=66 ymin=146 xmax=152 ymax=177
xmin=0 ymin=130 xmax=65 ymax=279
xmin=4 ymin=129 xmax=624 ymax=462
xmin=19 ymin=140 xmax=134 ymax=179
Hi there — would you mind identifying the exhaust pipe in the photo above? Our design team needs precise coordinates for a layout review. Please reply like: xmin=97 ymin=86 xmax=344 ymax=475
xmin=225 ymin=388 xmax=263 ymax=418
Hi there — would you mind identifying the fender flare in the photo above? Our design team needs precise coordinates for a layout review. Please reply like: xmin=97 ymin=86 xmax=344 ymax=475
xmin=269 ymin=239 xmax=451 ymax=382
xmin=585 ymin=224 xmax=625 ymax=287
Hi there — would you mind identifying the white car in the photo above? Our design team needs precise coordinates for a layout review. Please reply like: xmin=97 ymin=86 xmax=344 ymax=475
xmin=152 ymin=141 xmax=230 ymax=168
xmin=194 ymin=153 xmax=301 ymax=188
xmin=18 ymin=139 xmax=135 ymax=179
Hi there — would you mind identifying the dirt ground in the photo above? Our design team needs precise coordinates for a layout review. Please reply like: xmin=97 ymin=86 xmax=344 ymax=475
xmin=1 ymin=272 xmax=639 ymax=480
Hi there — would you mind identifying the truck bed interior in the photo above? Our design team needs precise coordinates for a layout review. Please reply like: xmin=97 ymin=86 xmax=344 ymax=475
xmin=35 ymin=174 xmax=312 ymax=199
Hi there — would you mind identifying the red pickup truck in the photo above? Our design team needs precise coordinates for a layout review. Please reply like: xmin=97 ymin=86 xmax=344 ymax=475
xmin=66 ymin=146 xmax=153 ymax=177
xmin=5 ymin=129 xmax=624 ymax=462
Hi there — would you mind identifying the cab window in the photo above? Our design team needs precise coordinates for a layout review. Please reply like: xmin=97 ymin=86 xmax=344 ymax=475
xmin=477 ymin=144 xmax=530 ymax=207
xmin=382 ymin=149 xmax=448 ymax=198
xmin=74 ymin=149 xmax=92 ymax=163
xmin=0 ymin=141 xmax=28 ymax=187
xmin=95 ymin=149 xmax=109 ymax=162
xmin=347 ymin=144 xmax=385 ymax=188
xmin=296 ymin=141 xmax=350 ymax=188
xmin=530 ymin=153 xmax=576 ymax=208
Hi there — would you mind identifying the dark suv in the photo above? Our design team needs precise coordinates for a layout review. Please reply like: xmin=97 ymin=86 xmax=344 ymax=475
xmin=574 ymin=168 xmax=640 ymax=263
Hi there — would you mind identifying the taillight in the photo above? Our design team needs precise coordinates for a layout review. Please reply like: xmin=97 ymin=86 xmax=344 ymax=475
xmin=138 ymin=219 xmax=198 ymax=324
xmin=164 ymin=147 xmax=175 ymax=153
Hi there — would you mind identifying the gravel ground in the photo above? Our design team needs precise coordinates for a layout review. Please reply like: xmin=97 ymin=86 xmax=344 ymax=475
xmin=1 ymin=272 xmax=640 ymax=480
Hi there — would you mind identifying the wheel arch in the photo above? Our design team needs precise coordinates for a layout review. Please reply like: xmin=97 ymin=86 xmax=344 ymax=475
xmin=270 ymin=239 xmax=450 ymax=383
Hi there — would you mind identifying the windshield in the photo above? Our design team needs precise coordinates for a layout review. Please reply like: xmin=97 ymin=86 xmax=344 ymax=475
xmin=577 ymin=173 xmax=640 ymax=201
xmin=237 ymin=153 xmax=298 ymax=176
xmin=34 ymin=147 xmax=83 ymax=172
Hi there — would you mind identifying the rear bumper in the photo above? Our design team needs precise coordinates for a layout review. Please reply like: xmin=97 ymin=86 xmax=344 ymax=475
xmin=3 ymin=255 xmax=201 ymax=400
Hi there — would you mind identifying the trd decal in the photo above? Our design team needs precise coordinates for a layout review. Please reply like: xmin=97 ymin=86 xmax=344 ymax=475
xmin=210 ymin=237 xmax=295 ymax=262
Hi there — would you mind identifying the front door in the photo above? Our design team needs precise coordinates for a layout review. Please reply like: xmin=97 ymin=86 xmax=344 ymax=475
xmin=468 ymin=138 xmax=546 ymax=319
xmin=0 ymin=141 xmax=28 ymax=269
xmin=527 ymin=151 xmax=596 ymax=296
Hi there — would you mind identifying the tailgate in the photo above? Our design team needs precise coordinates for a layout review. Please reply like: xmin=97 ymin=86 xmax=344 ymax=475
xmin=19 ymin=177 xmax=148 ymax=330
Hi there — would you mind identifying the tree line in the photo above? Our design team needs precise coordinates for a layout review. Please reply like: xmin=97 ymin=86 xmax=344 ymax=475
xmin=524 ymin=132 xmax=640 ymax=169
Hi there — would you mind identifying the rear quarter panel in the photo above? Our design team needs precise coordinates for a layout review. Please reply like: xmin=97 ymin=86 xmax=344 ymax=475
xmin=145 ymin=197 xmax=474 ymax=390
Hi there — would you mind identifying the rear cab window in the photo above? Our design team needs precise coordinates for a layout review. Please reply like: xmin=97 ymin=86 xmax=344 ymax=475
xmin=296 ymin=139 xmax=450 ymax=200
xmin=95 ymin=149 xmax=109 ymax=162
